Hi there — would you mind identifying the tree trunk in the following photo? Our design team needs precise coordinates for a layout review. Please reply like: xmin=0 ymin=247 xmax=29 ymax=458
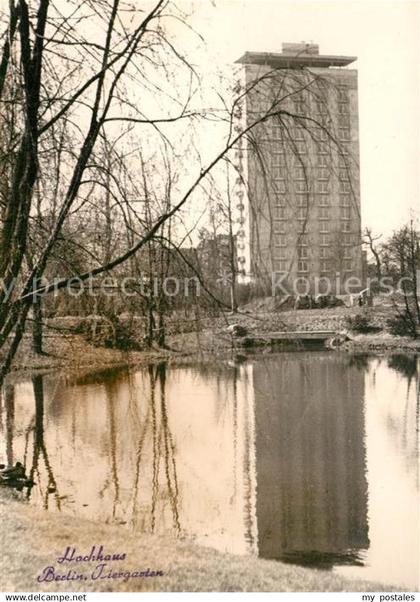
xmin=32 ymin=298 xmax=43 ymax=354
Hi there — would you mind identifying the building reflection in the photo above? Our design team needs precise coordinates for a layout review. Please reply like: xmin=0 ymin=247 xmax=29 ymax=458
xmin=252 ymin=354 xmax=369 ymax=567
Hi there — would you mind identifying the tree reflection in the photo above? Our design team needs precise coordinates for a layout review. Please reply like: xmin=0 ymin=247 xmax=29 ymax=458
xmin=347 ymin=354 xmax=372 ymax=372
xmin=104 ymin=378 xmax=120 ymax=520
xmin=4 ymin=383 xmax=14 ymax=467
xmin=27 ymin=375 xmax=61 ymax=509
xmin=130 ymin=363 xmax=180 ymax=534
xmin=387 ymin=354 xmax=417 ymax=381
xmin=0 ymin=376 xmax=60 ymax=502
xmin=95 ymin=363 xmax=181 ymax=533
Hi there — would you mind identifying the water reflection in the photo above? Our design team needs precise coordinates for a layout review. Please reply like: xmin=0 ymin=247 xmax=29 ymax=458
xmin=0 ymin=353 xmax=418 ymax=589
xmin=4 ymin=383 xmax=14 ymax=468
xmin=253 ymin=355 xmax=369 ymax=567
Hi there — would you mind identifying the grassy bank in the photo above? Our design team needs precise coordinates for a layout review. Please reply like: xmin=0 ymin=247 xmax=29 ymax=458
xmin=0 ymin=490 xmax=391 ymax=592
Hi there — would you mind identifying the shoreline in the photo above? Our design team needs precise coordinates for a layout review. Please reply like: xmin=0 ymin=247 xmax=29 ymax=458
xmin=5 ymin=337 xmax=419 ymax=386
xmin=5 ymin=313 xmax=419 ymax=378
xmin=0 ymin=490 xmax=394 ymax=592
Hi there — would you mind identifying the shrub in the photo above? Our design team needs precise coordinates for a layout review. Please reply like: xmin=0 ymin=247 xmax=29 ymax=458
xmin=345 ymin=314 xmax=381 ymax=334
xmin=74 ymin=314 xmax=143 ymax=350
xmin=387 ymin=312 xmax=418 ymax=338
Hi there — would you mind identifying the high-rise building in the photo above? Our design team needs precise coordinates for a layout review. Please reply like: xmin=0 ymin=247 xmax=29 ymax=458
xmin=233 ymin=43 xmax=362 ymax=294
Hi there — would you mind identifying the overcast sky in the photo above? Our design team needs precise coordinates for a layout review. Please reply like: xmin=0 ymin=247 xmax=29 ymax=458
xmin=186 ymin=0 xmax=419 ymax=236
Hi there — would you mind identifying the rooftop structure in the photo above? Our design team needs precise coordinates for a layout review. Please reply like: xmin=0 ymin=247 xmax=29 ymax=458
xmin=236 ymin=43 xmax=357 ymax=69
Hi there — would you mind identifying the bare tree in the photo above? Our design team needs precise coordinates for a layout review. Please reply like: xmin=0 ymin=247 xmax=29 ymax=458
xmin=384 ymin=221 xmax=420 ymax=337
xmin=0 ymin=0 xmax=199 ymax=378
xmin=363 ymin=227 xmax=383 ymax=283
xmin=0 ymin=2 xmax=358 ymax=383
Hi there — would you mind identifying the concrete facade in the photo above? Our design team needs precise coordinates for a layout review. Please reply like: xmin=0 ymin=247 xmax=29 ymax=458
xmin=233 ymin=43 xmax=363 ymax=294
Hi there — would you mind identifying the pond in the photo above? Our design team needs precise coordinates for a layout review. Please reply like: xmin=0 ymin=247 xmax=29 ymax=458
xmin=1 ymin=352 xmax=419 ymax=589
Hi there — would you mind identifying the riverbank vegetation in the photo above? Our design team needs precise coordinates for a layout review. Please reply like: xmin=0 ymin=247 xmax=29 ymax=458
xmin=2 ymin=302 xmax=418 ymax=377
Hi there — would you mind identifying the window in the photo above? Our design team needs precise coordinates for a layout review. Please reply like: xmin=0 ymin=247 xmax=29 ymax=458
xmin=340 ymin=181 xmax=351 ymax=193
xmin=292 ymin=155 xmax=302 ymax=168
xmin=272 ymin=144 xmax=285 ymax=156
xmin=344 ymin=259 xmax=352 ymax=271
xmin=317 ymin=128 xmax=328 ymax=142
xmin=318 ymin=168 xmax=329 ymax=181
xmin=337 ymin=87 xmax=349 ymax=102
xmin=338 ymin=127 xmax=350 ymax=141
xmin=320 ymin=234 xmax=330 ymax=246
xmin=296 ymin=181 xmax=309 ymax=193
xmin=320 ymin=222 xmax=329 ymax=233
xmin=296 ymin=195 xmax=308 ymax=207
xmin=298 ymin=246 xmax=308 ymax=259
xmin=294 ymin=127 xmax=305 ymax=141
xmin=338 ymin=115 xmax=350 ymax=128
xmin=341 ymin=221 xmax=350 ymax=232
xmin=318 ymin=195 xmax=329 ymax=207
xmin=297 ymin=207 xmax=308 ymax=221
xmin=274 ymin=260 xmax=287 ymax=272
xmin=317 ymin=181 xmax=329 ymax=194
xmin=317 ymin=114 xmax=330 ymax=128
xmin=317 ymin=155 xmax=329 ymax=168
xmin=295 ymin=167 xmax=306 ymax=180
xmin=338 ymin=103 xmax=349 ymax=115
xmin=273 ymin=220 xmax=286 ymax=233
xmin=271 ymin=152 xmax=285 ymax=167
xmin=319 ymin=207 xmax=330 ymax=220
xmin=274 ymin=248 xmax=286 ymax=259
xmin=294 ymin=100 xmax=304 ymax=113
xmin=320 ymin=247 xmax=329 ymax=259
xmin=320 ymin=260 xmax=330 ymax=273
xmin=272 ymin=125 xmax=283 ymax=141
xmin=339 ymin=169 xmax=350 ymax=181
xmin=317 ymin=143 xmax=330 ymax=155
xmin=274 ymin=206 xmax=286 ymax=219
xmin=298 ymin=234 xmax=308 ymax=246
xmin=341 ymin=207 xmax=351 ymax=220
xmin=296 ymin=141 xmax=307 ymax=155
xmin=338 ymin=144 xmax=350 ymax=157
xmin=272 ymin=166 xmax=284 ymax=179
xmin=297 ymin=260 xmax=308 ymax=273
xmin=317 ymin=102 xmax=328 ymax=115
xmin=274 ymin=180 xmax=287 ymax=193
xmin=343 ymin=249 xmax=352 ymax=259
xmin=340 ymin=194 xmax=351 ymax=206
xmin=343 ymin=234 xmax=352 ymax=246
xmin=273 ymin=194 xmax=286 ymax=206
xmin=274 ymin=234 xmax=286 ymax=247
